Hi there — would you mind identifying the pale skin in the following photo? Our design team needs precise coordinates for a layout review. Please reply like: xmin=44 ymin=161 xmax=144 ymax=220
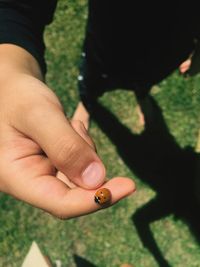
xmin=0 ymin=44 xmax=135 ymax=219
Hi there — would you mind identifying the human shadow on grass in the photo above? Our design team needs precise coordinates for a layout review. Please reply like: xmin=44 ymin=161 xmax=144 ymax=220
xmin=73 ymin=254 xmax=97 ymax=267
xmin=90 ymin=96 xmax=200 ymax=267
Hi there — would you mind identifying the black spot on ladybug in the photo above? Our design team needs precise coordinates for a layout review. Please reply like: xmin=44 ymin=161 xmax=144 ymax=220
xmin=94 ymin=188 xmax=112 ymax=205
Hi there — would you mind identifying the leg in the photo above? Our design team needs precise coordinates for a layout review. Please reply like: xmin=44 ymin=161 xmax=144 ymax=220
xmin=133 ymin=83 xmax=153 ymax=129
xmin=73 ymin=51 xmax=111 ymax=129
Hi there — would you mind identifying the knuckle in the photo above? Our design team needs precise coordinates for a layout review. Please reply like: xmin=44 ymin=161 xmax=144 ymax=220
xmin=53 ymin=137 xmax=82 ymax=170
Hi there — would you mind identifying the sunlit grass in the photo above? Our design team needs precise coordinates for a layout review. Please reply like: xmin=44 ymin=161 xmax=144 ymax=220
xmin=1 ymin=1 xmax=200 ymax=266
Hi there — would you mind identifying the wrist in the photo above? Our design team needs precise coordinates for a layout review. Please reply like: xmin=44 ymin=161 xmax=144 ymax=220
xmin=0 ymin=44 xmax=43 ymax=82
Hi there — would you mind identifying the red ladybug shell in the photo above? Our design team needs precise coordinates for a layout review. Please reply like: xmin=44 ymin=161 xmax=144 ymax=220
xmin=94 ymin=188 xmax=111 ymax=205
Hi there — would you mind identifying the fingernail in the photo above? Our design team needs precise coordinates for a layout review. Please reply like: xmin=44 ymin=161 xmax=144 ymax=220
xmin=82 ymin=162 xmax=105 ymax=188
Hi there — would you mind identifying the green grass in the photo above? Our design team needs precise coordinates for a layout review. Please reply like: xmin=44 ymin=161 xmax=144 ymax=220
xmin=1 ymin=1 xmax=200 ymax=266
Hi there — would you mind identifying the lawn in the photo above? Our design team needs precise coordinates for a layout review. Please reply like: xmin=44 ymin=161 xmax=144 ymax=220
xmin=1 ymin=1 xmax=200 ymax=267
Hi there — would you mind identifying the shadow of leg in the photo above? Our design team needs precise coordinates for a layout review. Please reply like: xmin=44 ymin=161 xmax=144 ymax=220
xmin=132 ymin=197 xmax=172 ymax=267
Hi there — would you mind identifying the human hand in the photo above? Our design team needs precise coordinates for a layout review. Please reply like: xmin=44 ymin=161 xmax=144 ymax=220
xmin=0 ymin=72 xmax=135 ymax=219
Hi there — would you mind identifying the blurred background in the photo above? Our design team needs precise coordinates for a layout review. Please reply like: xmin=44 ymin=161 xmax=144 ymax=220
xmin=1 ymin=1 xmax=200 ymax=266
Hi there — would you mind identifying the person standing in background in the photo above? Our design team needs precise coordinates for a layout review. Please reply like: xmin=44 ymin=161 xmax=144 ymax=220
xmin=73 ymin=0 xmax=199 ymax=129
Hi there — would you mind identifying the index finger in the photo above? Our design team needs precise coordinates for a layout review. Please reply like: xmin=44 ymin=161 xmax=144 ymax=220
xmin=6 ymin=174 xmax=135 ymax=219
xmin=59 ymin=177 xmax=136 ymax=218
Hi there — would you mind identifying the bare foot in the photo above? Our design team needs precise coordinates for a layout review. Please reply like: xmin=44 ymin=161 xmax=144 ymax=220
xmin=179 ymin=58 xmax=192 ymax=74
xmin=135 ymin=104 xmax=145 ymax=128
xmin=72 ymin=101 xmax=90 ymax=130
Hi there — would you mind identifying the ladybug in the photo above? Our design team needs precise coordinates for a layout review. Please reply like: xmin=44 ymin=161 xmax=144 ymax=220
xmin=94 ymin=188 xmax=111 ymax=205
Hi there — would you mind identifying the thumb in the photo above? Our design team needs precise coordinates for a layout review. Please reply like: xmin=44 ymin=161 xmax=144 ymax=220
xmin=14 ymin=93 xmax=106 ymax=190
